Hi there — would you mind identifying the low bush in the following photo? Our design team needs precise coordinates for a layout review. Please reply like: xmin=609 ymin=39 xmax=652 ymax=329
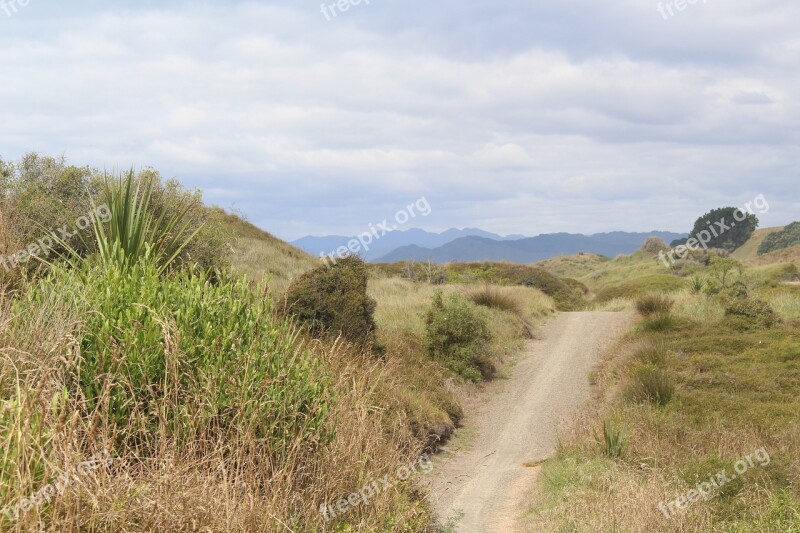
xmin=285 ymin=256 xmax=381 ymax=351
xmin=725 ymin=298 xmax=780 ymax=329
xmin=635 ymin=293 xmax=675 ymax=317
xmin=521 ymin=269 xmax=585 ymax=311
xmin=626 ymin=365 xmax=674 ymax=406
xmin=425 ymin=291 xmax=493 ymax=382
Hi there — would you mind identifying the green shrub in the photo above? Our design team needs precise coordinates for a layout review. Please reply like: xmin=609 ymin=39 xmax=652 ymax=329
xmin=425 ymin=291 xmax=493 ymax=382
xmin=635 ymin=293 xmax=675 ymax=317
xmin=2 ymin=155 xmax=229 ymax=274
xmin=86 ymin=172 xmax=202 ymax=274
xmin=285 ymin=256 xmax=380 ymax=351
xmin=521 ymin=269 xmax=585 ymax=311
xmin=724 ymin=298 xmax=780 ymax=329
xmin=626 ymin=365 xmax=674 ymax=406
xmin=15 ymin=259 xmax=331 ymax=455
xmin=601 ymin=420 xmax=628 ymax=459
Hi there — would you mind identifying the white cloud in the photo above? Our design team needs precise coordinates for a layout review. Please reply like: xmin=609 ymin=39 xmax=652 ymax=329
xmin=0 ymin=0 xmax=798 ymax=239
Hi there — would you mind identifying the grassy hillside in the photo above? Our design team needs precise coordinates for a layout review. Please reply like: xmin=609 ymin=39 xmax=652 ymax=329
xmin=220 ymin=211 xmax=319 ymax=294
xmin=744 ymin=244 xmax=800 ymax=271
xmin=731 ymin=226 xmax=784 ymax=261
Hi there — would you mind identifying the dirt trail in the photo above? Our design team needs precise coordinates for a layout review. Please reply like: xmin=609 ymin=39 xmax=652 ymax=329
xmin=427 ymin=311 xmax=633 ymax=533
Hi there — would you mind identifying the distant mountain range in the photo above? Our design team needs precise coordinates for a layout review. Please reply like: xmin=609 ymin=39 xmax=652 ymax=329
xmin=292 ymin=228 xmax=524 ymax=261
xmin=292 ymin=228 xmax=686 ymax=264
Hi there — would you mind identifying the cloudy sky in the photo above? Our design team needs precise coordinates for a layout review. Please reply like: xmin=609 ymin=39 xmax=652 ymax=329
xmin=1 ymin=0 xmax=798 ymax=240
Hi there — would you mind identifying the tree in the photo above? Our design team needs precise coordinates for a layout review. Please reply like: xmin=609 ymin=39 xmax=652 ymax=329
xmin=685 ymin=207 xmax=758 ymax=252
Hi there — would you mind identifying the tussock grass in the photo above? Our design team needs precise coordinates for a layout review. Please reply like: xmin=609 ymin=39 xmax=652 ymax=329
xmin=634 ymin=293 xmax=675 ymax=317
xmin=467 ymin=284 xmax=522 ymax=314
xmin=626 ymin=365 xmax=674 ymax=406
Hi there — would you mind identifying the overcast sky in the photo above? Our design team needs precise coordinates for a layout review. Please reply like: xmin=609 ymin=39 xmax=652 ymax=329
xmin=1 ymin=0 xmax=798 ymax=240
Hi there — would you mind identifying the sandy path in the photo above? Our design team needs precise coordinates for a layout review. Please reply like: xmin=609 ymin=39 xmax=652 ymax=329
xmin=426 ymin=311 xmax=633 ymax=532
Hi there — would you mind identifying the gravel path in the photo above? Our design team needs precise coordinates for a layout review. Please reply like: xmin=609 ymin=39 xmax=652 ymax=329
xmin=427 ymin=311 xmax=633 ymax=532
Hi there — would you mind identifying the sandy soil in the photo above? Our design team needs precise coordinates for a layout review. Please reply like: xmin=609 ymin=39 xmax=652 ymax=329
xmin=426 ymin=311 xmax=633 ymax=533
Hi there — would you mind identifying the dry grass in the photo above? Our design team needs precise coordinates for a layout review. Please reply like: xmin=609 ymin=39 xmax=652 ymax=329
xmin=231 ymin=236 xmax=318 ymax=296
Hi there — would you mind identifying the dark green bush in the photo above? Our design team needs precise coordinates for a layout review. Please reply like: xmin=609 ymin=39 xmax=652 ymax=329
xmin=425 ymin=291 xmax=493 ymax=382
xmin=725 ymin=298 xmax=779 ymax=329
xmin=285 ymin=256 xmax=380 ymax=351
xmin=521 ymin=269 xmax=585 ymax=311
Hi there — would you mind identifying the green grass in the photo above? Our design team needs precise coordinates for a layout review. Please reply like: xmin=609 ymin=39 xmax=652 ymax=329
xmin=597 ymin=274 xmax=686 ymax=302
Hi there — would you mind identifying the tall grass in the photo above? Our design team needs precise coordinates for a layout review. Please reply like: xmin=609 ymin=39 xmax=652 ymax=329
xmin=0 ymin=272 xmax=436 ymax=531
xmin=626 ymin=366 xmax=674 ymax=406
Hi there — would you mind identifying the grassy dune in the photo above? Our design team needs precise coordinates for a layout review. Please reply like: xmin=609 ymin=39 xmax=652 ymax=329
xmin=222 ymin=212 xmax=319 ymax=295
xmin=731 ymin=226 xmax=785 ymax=261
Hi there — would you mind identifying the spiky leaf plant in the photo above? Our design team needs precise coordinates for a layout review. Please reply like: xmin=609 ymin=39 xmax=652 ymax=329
xmin=90 ymin=171 xmax=202 ymax=273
